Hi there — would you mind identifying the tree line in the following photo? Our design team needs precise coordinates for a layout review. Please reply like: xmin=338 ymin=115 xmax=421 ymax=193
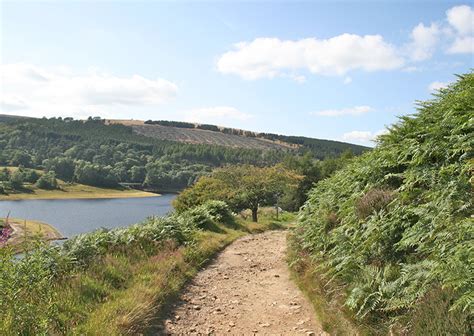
xmin=0 ymin=117 xmax=359 ymax=193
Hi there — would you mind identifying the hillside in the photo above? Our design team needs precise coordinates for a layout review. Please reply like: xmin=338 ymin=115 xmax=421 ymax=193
xmin=291 ymin=72 xmax=473 ymax=334
xmin=0 ymin=115 xmax=367 ymax=192
xmin=133 ymin=124 xmax=294 ymax=150
xmin=107 ymin=118 xmax=368 ymax=158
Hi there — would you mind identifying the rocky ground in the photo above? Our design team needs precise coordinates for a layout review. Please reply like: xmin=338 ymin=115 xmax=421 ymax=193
xmin=160 ymin=230 xmax=325 ymax=335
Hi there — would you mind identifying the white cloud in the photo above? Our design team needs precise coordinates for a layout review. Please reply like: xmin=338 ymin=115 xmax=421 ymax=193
xmin=447 ymin=35 xmax=474 ymax=53
xmin=343 ymin=76 xmax=353 ymax=84
xmin=408 ymin=23 xmax=441 ymax=61
xmin=428 ymin=81 xmax=449 ymax=92
xmin=342 ymin=129 xmax=388 ymax=145
xmin=311 ymin=105 xmax=373 ymax=117
xmin=0 ymin=63 xmax=178 ymax=118
xmin=217 ymin=5 xmax=473 ymax=82
xmin=446 ymin=5 xmax=474 ymax=54
xmin=217 ymin=34 xmax=404 ymax=80
xmin=447 ymin=5 xmax=474 ymax=36
xmin=183 ymin=106 xmax=252 ymax=124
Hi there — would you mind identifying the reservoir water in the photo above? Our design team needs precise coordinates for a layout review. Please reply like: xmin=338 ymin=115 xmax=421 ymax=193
xmin=0 ymin=195 xmax=176 ymax=238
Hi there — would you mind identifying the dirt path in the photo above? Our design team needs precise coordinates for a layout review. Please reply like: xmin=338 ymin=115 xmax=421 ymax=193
xmin=161 ymin=230 xmax=324 ymax=335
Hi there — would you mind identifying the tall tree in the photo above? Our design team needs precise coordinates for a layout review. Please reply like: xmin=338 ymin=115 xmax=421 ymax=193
xmin=174 ymin=164 xmax=301 ymax=222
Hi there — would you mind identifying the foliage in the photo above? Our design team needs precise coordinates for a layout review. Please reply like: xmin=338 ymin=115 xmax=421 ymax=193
xmin=293 ymin=72 xmax=473 ymax=332
xmin=0 ymin=201 xmax=290 ymax=334
xmin=281 ymin=150 xmax=354 ymax=210
xmin=0 ymin=203 xmax=214 ymax=334
xmin=35 ymin=171 xmax=59 ymax=190
xmin=355 ymin=188 xmax=395 ymax=219
xmin=0 ymin=246 xmax=64 ymax=335
xmin=144 ymin=119 xmax=195 ymax=128
xmin=44 ymin=157 xmax=75 ymax=181
xmin=0 ymin=117 xmax=291 ymax=191
xmin=196 ymin=123 xmax=220 ymax=132
xmin=9 ymin=170 xmax=24 ymax=190
xmin=174 ymin=164 xmax=302 ymax=221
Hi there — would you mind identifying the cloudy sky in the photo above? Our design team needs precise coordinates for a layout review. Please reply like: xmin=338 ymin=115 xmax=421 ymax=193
xmin=1 ymin=1 xmax=473 ymax=145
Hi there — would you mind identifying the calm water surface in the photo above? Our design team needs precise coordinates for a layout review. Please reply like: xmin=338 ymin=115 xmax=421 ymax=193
xmin=0 ymin=195 xmax=176 ymax=238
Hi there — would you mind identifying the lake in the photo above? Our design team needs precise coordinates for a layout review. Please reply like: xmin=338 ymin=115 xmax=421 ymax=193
xmin=0 ymin=195 xmax=176 ymax=238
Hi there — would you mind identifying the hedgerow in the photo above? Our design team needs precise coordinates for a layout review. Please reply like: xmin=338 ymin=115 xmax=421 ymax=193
xmin=293 ymin=72 xmax=473 ymax=333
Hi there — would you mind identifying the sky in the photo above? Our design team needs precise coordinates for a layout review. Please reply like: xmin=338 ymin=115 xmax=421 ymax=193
xmin=0 ymin=1 xmax=473 ymax=146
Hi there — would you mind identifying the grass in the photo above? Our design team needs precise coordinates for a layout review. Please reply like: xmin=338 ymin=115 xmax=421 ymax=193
xmin=287 ymin=231 xmax=374 ymax=336
xmin=43 ymin=209 xmax=293 ymax=335
xmin=1 ymin=217 xmax=64 ymax=253
xmin=75 ymin=226 xmax=243 ymax=335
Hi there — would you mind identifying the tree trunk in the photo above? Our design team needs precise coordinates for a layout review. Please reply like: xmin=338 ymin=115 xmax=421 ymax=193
xmin=251 ymin=207 xmax=258 ymax=222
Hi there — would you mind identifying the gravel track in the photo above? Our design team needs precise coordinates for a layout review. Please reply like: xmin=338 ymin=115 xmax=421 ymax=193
xmin=160 ymin=231 xmax=324 ymax=335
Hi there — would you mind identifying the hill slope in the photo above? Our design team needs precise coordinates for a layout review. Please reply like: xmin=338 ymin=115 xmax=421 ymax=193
xmin=133 ymin=123 xmax=293 ymax=150
xmin=0 ymin=115 xmax=366 ymax=192
xmin=292 ymin=72 xmax=473 ymax=334
xmin=107 ymin=118 xmax=368 ymax=158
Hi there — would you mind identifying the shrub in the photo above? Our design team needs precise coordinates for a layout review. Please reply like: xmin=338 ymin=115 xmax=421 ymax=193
xmin=35 ymin=171 xmax=59 ymax=190
xmin=9 ymin=170 xmax=23 ymax=189
xmin=201 ymin=200 xmax=233 ymax=223
xmin=22 ymin=169 xmax=40 ymax=183
xmin=63 ymin=216 xmax=192 ymax=266
xmin=178 ymin=206 xmax=215 ymax=231
xmin=0 ymin=167 xmax=10 ymax=181
xmin=355 ymin=188 xmax=395 ymax=219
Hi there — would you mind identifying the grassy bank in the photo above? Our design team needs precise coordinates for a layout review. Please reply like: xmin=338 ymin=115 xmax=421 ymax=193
xmin=0 ymin=180 xmax=158 ymax=201
xmin=1 ymin=218 xmax=64 ymax=253
xmin=0 ymin=203 xmax=294 ymax=335
xmin=288 ymin=232 xmax=373 ymax=336
xmin=71 ymin=211 xmax=293 ymax=335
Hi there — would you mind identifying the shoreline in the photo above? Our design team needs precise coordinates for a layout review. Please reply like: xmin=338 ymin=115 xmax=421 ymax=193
xmin=0 ymin=189 xmax=161 ymax=201
xmin=2 ymin=218 xmax=65 ymax=253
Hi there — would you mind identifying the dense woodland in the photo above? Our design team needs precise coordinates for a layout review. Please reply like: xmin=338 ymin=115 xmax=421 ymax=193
xmin=0 ymin=116 xmax=364 ymax=193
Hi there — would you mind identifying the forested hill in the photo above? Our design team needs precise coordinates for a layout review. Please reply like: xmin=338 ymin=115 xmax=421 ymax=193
xmin=0 ymin=115 xmax=366 ymax=191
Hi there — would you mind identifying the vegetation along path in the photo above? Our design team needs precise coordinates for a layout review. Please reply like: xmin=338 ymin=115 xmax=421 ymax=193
xmin=161 ymin=230 xmax=324 ymax=335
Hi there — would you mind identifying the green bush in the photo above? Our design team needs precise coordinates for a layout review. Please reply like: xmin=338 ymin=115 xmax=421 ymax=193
xmin=63 ymin=215 xmax=192 ymax=266
xmin=21 ymin=168 xmax=40 ymax=184
xmin=35 ymin=171 xmax=59 ymax=189
xmin=9 ymin=170 xmax=23 ymax=189
xmin=294 ymin=72 xmax=473 ymax=332
xmin=200 ymin=200 xmax=233 ymax=223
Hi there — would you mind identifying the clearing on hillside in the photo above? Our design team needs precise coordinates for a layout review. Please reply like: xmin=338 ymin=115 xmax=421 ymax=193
xmin=132 ymin=124 xmax=295 ymax=150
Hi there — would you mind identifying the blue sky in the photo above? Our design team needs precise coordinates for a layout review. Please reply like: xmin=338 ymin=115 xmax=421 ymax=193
xmin=1 ymin=1 xmax=473 ymax=146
